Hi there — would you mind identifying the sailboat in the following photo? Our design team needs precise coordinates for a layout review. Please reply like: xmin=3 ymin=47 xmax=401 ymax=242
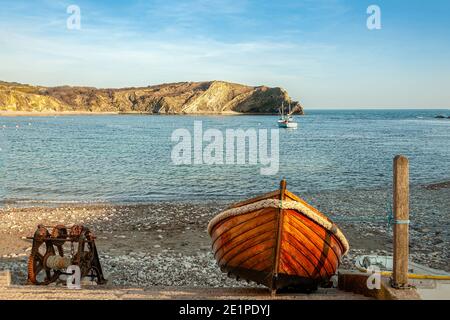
xmin=278 ymin=102 xmax=298 ymax=128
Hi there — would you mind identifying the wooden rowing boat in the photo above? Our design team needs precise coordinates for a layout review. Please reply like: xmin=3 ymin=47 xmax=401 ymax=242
xmin=208 ymin=180 xmax=349 ymax=292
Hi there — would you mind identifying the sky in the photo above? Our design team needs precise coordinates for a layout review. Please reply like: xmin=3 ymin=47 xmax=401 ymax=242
xmin=0 ymin=0 xmax=449 ymax=108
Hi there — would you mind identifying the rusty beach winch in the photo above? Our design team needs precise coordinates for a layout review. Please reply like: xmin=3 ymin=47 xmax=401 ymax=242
xmin=26 ymin=224 xmax=107 ymax=285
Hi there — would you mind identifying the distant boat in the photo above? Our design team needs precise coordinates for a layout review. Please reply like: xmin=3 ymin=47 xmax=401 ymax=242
xmin=278 ymin=102 xmax=298 ymax=128
xmin=208 ymin=180 xmax=349 ymax=293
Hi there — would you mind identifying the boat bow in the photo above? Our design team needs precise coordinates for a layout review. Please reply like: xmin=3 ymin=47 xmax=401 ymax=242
xmin=208 ymin=180 xmax=350 ymax=291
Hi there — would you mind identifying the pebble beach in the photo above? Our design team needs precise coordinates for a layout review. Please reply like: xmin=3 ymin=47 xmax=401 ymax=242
xmin=0 ymin=182 xmax=448 ymax=288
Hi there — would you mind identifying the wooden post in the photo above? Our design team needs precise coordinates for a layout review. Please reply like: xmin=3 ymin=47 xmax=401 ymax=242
xmin=392 ymin=155 xmax=410 ymax=288
xmin=271 ymin=179 xmax=286 ymax=296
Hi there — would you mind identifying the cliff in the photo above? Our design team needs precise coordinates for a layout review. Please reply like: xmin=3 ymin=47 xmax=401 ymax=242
xmin=0 ymin=80 xmax=304 ymax=115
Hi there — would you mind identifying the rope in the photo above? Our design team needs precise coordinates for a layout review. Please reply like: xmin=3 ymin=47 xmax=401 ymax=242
xmin=329 ymin=216 xmax=389 ymax=223
xmin=327 ymin=201 xmax=413 ymax=227
xmin=393 ymin=219 xmax=410 ymax=225
xmin=208 ymin=199 xmax=350 ymax=255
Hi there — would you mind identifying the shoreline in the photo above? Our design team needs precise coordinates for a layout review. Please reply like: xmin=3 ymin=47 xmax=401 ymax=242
xmin=0 ymin=183 xmax=448 ymax=287
xmin=1 ymin=108 xmax=448 ymax=117
xmin=0 ymin=110 xmax=288 ymax=117
xmin=0 ymin=111 xmax=120 ymax=116
xmin=2 ymin=180 xmax=448 ymax=209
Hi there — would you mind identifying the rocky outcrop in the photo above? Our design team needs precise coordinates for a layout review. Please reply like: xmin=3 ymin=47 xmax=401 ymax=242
xmin=0 ymin=80 xmax=304 ymax=114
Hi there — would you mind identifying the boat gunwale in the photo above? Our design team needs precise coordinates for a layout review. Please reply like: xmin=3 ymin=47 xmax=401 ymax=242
xmin=225 ymin=188 xmax=331 ymax=223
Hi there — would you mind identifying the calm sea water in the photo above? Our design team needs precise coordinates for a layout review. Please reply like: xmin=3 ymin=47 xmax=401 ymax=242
xmin=0 ymin=110 xmax=449 ymax=205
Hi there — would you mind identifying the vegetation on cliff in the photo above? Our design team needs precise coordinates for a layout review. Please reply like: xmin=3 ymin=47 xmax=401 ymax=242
xmin=0 ymin=80 xmax=303 ymax=114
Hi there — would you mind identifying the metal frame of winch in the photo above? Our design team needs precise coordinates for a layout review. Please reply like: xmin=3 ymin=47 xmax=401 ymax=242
xmin=26 ymin=224 xmax=107 ymax=286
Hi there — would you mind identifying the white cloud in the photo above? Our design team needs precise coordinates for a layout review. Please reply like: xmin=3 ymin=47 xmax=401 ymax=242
xmin=0 ymin=0 xmax=449 ymax=108
xmin=0 ymin=23 xmax=332 ymax=98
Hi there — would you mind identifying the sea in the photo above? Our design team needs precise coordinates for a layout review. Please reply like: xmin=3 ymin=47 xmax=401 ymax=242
xmin=0 ymin=109 xmax=449 ymax=206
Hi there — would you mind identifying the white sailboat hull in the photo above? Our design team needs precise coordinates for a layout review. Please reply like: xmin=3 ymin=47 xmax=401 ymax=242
xmin=278 ymin=121 xmax=298 ymax=128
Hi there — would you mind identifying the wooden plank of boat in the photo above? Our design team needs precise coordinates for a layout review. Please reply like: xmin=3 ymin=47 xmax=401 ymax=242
xmin=208 ymin=180 xmax=349 ymax=293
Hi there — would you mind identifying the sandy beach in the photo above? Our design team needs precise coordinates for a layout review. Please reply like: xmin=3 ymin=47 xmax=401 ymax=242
xmin=1 ymin=182 xmax=448 ymax=288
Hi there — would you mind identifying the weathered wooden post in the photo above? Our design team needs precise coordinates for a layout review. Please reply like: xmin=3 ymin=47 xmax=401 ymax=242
xmin=392 ymin=155 xmax=410 ymax=288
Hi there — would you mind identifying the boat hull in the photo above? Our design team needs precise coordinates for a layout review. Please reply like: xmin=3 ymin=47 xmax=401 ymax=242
xmin=208 ymin=184 xmax=349 ymax=291
xmin=278 ymin=121 xmax=298 ymax=128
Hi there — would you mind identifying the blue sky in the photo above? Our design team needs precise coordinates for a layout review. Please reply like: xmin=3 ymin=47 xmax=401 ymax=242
xmin=0 ymin=0 xmax=449 ymax=108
